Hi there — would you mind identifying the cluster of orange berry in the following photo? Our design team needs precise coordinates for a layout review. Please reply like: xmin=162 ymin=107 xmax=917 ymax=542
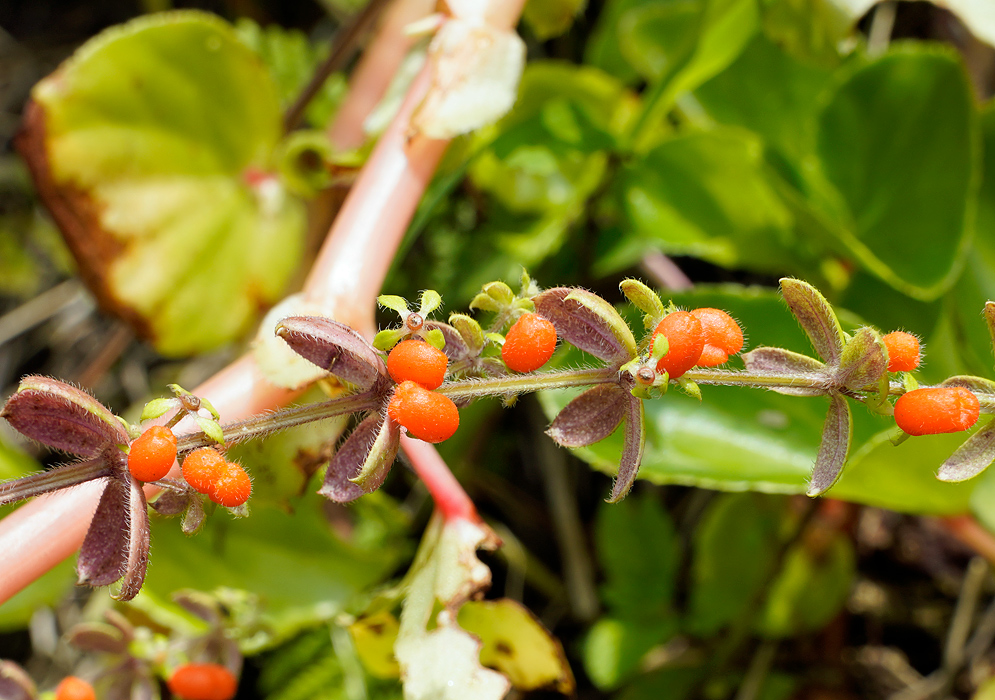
xmin=385 ymin=313 xmax=559 ymax=443
xmin=651 ymin=307 xmax=745 ymax=377
xmin=127 ymin=426 xmax=251 ymax=508
xmin=54 ymin=663 xmax=236 ymax=700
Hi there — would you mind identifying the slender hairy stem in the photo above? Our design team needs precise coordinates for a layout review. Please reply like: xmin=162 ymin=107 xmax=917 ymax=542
xmin=0 ymin=458 xmax=109 ymax=507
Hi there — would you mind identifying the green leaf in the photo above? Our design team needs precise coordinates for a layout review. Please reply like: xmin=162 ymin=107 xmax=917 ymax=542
xmin=21 ymin=11 xmax=306 ymax=355
xmin=195 ymin=415 xmax=225 ymax=445
xmin=686 ymin=493 xmax=781 ymax=635
xmin=621 ymin=128 xmax=798 ymax=273
xmin=595 ymin=493 xmax=680 ymax=619
xmin=816 ymin=45 xmax=977 ymax=300
xmin=458 ymin=599 xmax=574 ymax=693
xmin=756 ymin=533 xmax=855 ymax=637
xmin=694 ymin=34 xmax=833 ymax=167
xmin=522 ymin=0 xmax=587 ymax=40
xmin=582 ymin=616 xmax=678 ymax=691
xmin=143 ymin=492 xmax=405 ymax=647
xmin=140 ymin=397 xmax=176 ymax=422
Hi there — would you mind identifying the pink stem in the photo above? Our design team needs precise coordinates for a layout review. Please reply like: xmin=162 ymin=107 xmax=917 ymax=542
xmin=329 ymin=0 xmax=437 ymax=151
xmin=401 ymin=436 xmax=479 ymax=522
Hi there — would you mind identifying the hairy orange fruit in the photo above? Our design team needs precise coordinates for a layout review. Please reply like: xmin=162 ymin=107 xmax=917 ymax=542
xmin=502 ymin=313 xmax=557 ymax=373
xmin=128 ymin=425 xmax=177 ymax=482
xmin=210 ymin=462 xmax=252 ymax=508
xmin=181 ymin=448 xmax=226 ymax=495
xmin=167 ymin=663 xmax=238 ymax=700
xmin=691 ymin=308 xmax=744 ymax=367
xmin=882 ymin=331 xmax=920 ymax=372
xmin=55 ymin=677 xmax=96 ymax=700
xmin=894 ymin=387 xmax=979 ymax=436
xmin=387 ymin=381 xmax=460 ymax=443
xmin=387 ymin=339 xmax=448 ymax=389
xmin=653 ymin=311 xmax=704 ymax=379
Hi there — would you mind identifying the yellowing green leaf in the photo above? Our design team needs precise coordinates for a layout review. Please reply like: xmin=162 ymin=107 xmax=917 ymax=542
xmin=458 ymin=599 xmax=574 ymax=693
xmin=19 ymin=11 xmax=306 ymax=355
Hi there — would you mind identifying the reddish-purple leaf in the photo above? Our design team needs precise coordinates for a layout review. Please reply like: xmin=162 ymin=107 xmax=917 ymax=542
xmin=608 ymin=397 xmax=645 ymax=503
xmin=0 ymin=661 xmax=36 ymax=700
xmin=547 ymin=384 xmax=627 ymax=448
xmin=150 ymin=489 xmax=189 ymax=516
xmin=78 ymin=477 xmax=131 ymax=587
xmin=779 ymin=279 xmax=846 ymax=363
xmin=426 ymin=321 xmax=471 ymax=363
xmin=807 ymin=394 xmax=852 ymax=496
xmin=534 ymin=288 xmax=636 ymax=365
xmin=1 ymin=376 xmax=128 ymax=456
xmin=741 ymin=347 xmax=827 ymax=396
xmin=276 ymin=316 xmax=386 ymax=390
xmin=319 ymin=413 xmax=399 ymax=502
xmin=67 ymin=622 xmax=129 ymax=654
xmin=116 ymin=476 xmax=150 ymax=601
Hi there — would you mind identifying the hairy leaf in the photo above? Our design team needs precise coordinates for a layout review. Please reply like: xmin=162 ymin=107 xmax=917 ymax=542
xmin=78 ymin=477 xmax=131 ymax=587
xmin=534 ymin=287 xmax=636 ymax=364
xmin=2 ymin=376 xmax=128 ymax=456
xmin=779 ymin=278 xmax=845 ymax=363
xmin=741 ymin=346 xmax=827 ymax=396
xmin=277 ymin=316 xmax=385 ymax=390
xmin=319 ymin=413 xmax=397 ymax=503
xmin=835 ymin=326 xmax=888 ymax=391
xmin=939 ymin=420 xmax=995 ymax=483
xmin=608 ymin=396 xmax=645 ymax=502
xmin=547 ymin=384 xmax=627 ymax=448
xmin=349 ymin=414 xmax=401 ymax=493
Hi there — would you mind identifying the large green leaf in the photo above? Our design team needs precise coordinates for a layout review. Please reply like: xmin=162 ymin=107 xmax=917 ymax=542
xmin=541 ymin=285 xmax=979 ymax=513
xmin=948 ymin=104 xmax=995 ymax=379
xmin=143 ymin=492 xmax=406 ymax=644
xmin=815 ymin=46 xmax=977 ymax=300
xmin=620 ymin=128 xmax=800 ymax=274
xmin=20 ymin=11 xmax=306 ymax=355
xmin=686 ymin=493 xmax=781 ymax=635
xmin=694 ymin=35 xmax=832 ymax=167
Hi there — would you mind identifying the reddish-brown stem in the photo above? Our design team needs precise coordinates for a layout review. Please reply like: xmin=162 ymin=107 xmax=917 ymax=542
xmin=935 ymin=515 xmax=995 ymax=563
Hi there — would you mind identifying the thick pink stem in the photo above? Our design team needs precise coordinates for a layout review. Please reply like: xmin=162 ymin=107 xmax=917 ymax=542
xmin=329 ymin=0 xmax=437 ymax=151
xmin=304 ymin=64 xmax=448 ymax=338
xmin=401 ymin=436 xmax=479 ymax=522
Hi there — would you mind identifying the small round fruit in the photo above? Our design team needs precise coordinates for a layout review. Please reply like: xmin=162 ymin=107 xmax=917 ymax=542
xmin=181 ymin=448 xmax=226 ymax=495
xmin=653 ymin=311 xmax=705 ymax=379
xmin=387 ymin=339 xmax=449 ymax=389
xmin=210 ymin=462 xmax=252 ymax=508
xmin=387 ymin=381 xmax=460 ymax=443
xmin=167 ymin=663 xmax=238 ymax=700
xmin=502 ymin=313 xmax=558 ymax=373
xmin=128 ymin=425 xmax=177 ymax=482
xmin=55 ymin=677 xmax=96 ymax=700
xmin=882 ymin=331 xmax=920 ymax=372
xmin=691 ymin=308 xmax=744 ymax=367
xmin=894 ymin=387 xmax=979 ymax=436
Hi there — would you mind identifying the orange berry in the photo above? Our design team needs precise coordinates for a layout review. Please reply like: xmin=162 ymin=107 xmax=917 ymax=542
xmin=387 ymin=381 xmax=460 ymax=443
xmin=128 ymin=425 xmax=177 ymax=482
xmin=387 ymin=339 xmax=449 ymax=389
xmin=181 ymin=447 xmax=226 ymax=495
xmin=882 ymin=331 xmax=920 ymax=372
xmin=502 ymin=313 xmax=558 ymax=373
xmin=691 ymin=308 xmax=744 ymax=367
xmin=894 ymin=387 xmax=979 ymax=436
xmin=55 ymin=677 xmax=96 ymax=700
xmin=210 ymin=462 xmax=252 ymax=508
xmin=167 ymin=663 xmax=238 ymax=700
xmin=653 ymin=311 xmax=705 ymax=379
